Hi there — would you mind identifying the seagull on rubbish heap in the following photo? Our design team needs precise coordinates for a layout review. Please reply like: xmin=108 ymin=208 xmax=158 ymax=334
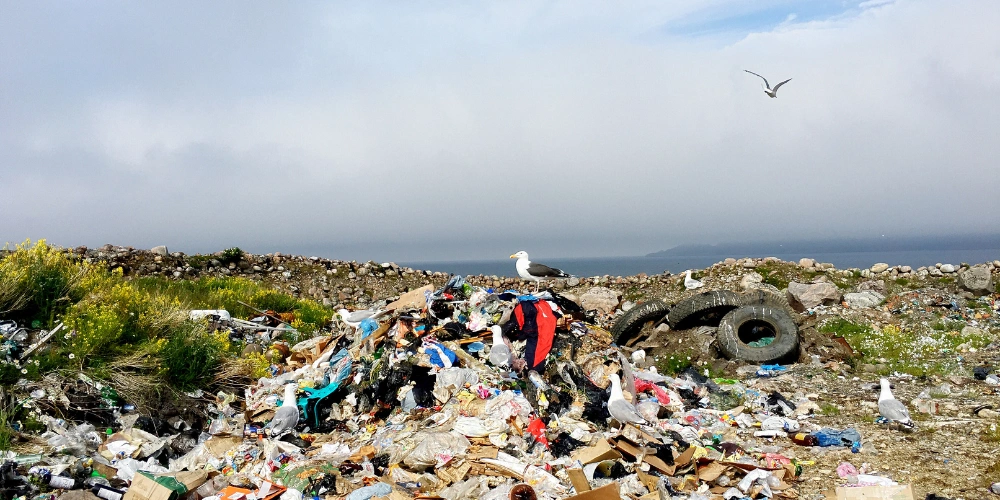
xmin=607 ymin=373 xmax=648 ymax=427
xmin=264 ymin=383 xmax=300 ymax=437
xmin=510 ymin=251 xmax=572 ymax=292
xmin=744 ymin=70 xmax=792 ymax=98
xmin=878 ymin=378 xmax=915 ymax=429
xmin=684 ymin=270 xmax=704 ymax=290
xmin=488 ymin=325 xmax=512 ymax=369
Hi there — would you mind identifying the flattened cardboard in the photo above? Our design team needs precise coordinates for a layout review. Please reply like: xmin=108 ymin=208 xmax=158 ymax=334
xmin=567 ymin=468 xmax=591 ymax=493
xmin=611 ymin=438 xmax=675 ymax=475
xmin=123 ymin=471 xmax=208 ymax=500
xmin=571 ymin=439 xmax=622 ymax=465
xmin=386 ymin=285 xmax=435 ymax=312
xmin=835 ymin=485 xmax=914 ymax=500
xmin=205 ymin=436 xmax=242 ymax=457
xmin=566 ymin=482 xmax=621 ymax=500
xmin=697 ymin=461 xmax=729 ymax=482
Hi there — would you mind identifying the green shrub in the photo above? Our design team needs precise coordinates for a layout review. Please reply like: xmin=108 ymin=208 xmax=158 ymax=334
xmin=160 ymin=323 xmax=229 ymax=391
xmin=220 ymin=247 xmax=244 ymax=263
xmin=0 ymin=239 xmax=87 ymax=325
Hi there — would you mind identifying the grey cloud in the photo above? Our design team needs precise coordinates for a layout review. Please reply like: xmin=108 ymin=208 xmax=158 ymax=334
xmin=1 ymin=0 xmax=999 ymax=261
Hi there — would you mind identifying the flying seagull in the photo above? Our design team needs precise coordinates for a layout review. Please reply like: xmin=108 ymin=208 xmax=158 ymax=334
xmin=264 ymin=383 xmax=300 ymax=436
xmin=488 ymin=325 xmax=512 ymax=369
xmin=607 ymin=373 xmax=648 ymax=427
xmin=878 ymin=378 xmax=914 ymax=429
xmin=684 ymin=270 xmax=704 ymax=290
xmin=744 ymin=70 xmax=792 ymax=98
xmin=510 ymin=251 xmax=571 ymax=292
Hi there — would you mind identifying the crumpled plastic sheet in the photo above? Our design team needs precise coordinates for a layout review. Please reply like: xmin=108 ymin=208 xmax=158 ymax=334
xmin=523 ymin=465 xmax=566 ymax=499
xmin=483 ymin=390 xmax=533 ymax=420
xmin=344 ymin=482 xmax=392 ymax=500
xmin=453 ymin=416 xmax=507 ymax=437
xmin=437 ymin=476 xmax=487 ymax=500
xmin=114 ymin=457 xmax=168 ymax=482
xmin=434 ymin=368 xmax=480 ymax=403
xmin=401 ymin=430 xmax=470 ymax=471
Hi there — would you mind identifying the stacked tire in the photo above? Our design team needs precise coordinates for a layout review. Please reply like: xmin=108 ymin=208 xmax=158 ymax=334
xmin=610 ymin=290 xmax=800 ymax=363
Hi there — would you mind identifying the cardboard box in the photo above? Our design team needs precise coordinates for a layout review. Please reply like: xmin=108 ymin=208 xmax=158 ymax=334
xmin=218 ymin=482 xmax=286 ymax=500
xmin=835 ymin=485 xmax=914 ymax=500
xmin=566 ymin=482 xmax=620 ymax=500
xmin=571 ymin=439 xmax=622 ymax=465
xmin=611 ymin=438 xmax=675 ymax=475
xmin=567 ymin=468 xmax=590 ymax=493
xmin=123 ymin=471 xmax=208 ymax=500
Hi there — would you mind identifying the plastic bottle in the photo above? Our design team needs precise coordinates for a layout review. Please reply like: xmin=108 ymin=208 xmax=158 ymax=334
xmin=527 ymin=371 xmax=549 ymax=391
xmin=45 ymin=473 xmax=79 ymax=490
xmin=92 ymin=484 xmax=125 ymax=500
xmin=791 ymin=433 xmax=818 ymax=446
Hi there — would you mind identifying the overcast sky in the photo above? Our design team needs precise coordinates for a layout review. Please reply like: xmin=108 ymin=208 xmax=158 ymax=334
xmin=1 ymin=0 xmax=998 ymax=262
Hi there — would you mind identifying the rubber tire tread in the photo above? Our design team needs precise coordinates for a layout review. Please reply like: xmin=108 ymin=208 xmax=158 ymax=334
xmin=736 ymin=290 xmax=800 ymax=323
xmin=611 ymin=299 xmax=671 ymax=345
xmin=716 ymin=305 xmax=799 ymax=363
xmin=667 ymin=290 xmax=742 ymax=330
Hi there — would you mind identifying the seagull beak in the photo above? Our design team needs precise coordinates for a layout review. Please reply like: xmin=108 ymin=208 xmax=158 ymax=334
xmin=509 ymin=254 xmax=517 ymax=259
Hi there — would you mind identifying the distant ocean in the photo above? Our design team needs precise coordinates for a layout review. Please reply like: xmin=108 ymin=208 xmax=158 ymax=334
xmin=401 ymin=248 xmax=1000 ymax=278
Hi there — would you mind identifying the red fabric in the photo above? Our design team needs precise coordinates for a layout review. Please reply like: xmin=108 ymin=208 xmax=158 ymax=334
xmin=532 ymin=301 xmax=557 ymax=368
xmin=634 ymin=378 xmax=671 ymax=404
xmin=527 ymin=417 xmax=549 ymax=448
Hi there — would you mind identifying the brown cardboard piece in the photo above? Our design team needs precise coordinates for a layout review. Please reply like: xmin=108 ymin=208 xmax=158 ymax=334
xmin=835 ymin=485 xmax=915 ymax=500
xmin=123 ymin=471 xmax=208 ymax=500
xmin=204 ymin=436 xmax=243 ymax=457
xmin=611 ymin=438 xmax=675 ymax=475
xmin=571 ymin=439 xmax=622 ymax=465
xmin=386 ymin=285 xmax=435 ymax=312
xmin=567 ymin=468 xmax=590 ymax=493
xmin=566 ymin=482 xmax=620 ymax=500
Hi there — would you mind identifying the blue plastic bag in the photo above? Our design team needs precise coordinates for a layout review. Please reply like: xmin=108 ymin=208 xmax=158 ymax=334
xmin=812 ymin=427 xmax=861 ymax=447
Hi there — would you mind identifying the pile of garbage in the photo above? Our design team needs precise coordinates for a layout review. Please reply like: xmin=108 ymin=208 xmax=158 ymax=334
xmin=3 ymin=276 xmax=925 ymax=500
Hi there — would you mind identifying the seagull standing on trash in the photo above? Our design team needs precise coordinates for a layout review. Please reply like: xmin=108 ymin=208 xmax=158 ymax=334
xmin=607 ymin=373 xmax=648 ymax=427
xmin=488 ymin=325 xmax=512 ymax=369
xmin=265 ymin=383 xmax=300 ymax=437
xmin=744 ymin=70 xmax=792 ymax=98
xmin=684 ymin=270 xmax=704 ymax=290
xmin=510 ymin=251 xmax=571 ymax=292
xmin=878 ymin=378 xmax=915 ymax=429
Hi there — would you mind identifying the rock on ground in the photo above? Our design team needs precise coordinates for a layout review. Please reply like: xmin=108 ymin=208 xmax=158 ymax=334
xmin=958 ymin=264 xmax=994 ymax=296
xmin=940 ymin=263 xmax=957 ymax=273
xmin=151 ymin=245 xmax=169 ymax=256
xmin=579 ymin=286 xmax=622 ymax=315
xmin=870 ymin=263 xmax=889 ymax=273
xmin=787 ymin=281 xmax=843 ymax=311
xmin=844 ymin=291 xmax=885 ymax=309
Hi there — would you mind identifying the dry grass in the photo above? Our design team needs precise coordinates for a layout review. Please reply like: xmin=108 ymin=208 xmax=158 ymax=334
xmin=98 ymin=347 xmax=173 ymax=412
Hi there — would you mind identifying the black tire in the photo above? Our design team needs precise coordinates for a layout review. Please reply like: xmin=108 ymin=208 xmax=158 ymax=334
xmin=667 ymin=290 xmax=742 ymax=330
xmin=611 ymin=299 xmax=671 ymax=345
xmin=736 ymin=290 xmax=800 ymax=323
xmin=716 ymin=305 xmax=799 ymax=363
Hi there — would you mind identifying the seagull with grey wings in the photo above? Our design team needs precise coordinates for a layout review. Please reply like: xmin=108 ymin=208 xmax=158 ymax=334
xmin=744 ymin=70 xmax=792 ymax=98
xmin=878 ymin=378 xmax=915 ymax=429
xmin=511 ymin=251 xmax=572 ymax=292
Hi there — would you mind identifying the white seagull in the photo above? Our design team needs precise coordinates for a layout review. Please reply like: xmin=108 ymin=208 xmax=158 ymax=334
xmin=607 ymin=373 xmax=648 ymax=426
xmin=336 ymin=308 xmax=384 ymax=329
xmin=744 ymin=70 xmax=792 ymax=98
xmin=510 ymin=251 xmax=571 ymax=292
xmin=878 ymin=378 xmax=914 ymax=429
xmin=488 ymin=325 xmax=512 ymax=369
xmin=684 ymin=270 xmax=704 ymax=290
xmin=264 ymin=383 xmax=300 ymax=436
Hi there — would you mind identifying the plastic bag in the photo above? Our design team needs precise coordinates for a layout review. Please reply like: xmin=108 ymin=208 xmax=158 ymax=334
xmin=402 ymin=431 xmax=470 ymax=471
xmin=344 ymin=483 xmax=391 ymax=500
xmin=522 ymin=466 xmax=565 ymax=499
xmin=453 ymin=416 xmax=507 ymax=438
xmin=437 ymin=477 xmax=484 ymax=500
xmin=636 ymin=400 xmax=660 ymax=423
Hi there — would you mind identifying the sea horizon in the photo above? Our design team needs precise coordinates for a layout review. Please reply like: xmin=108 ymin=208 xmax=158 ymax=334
xmin=402 ymin=247 xmax=1000 ymax=278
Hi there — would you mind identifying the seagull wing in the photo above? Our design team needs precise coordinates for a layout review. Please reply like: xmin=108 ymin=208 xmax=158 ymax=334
xmin=878 ymin=399 xmax=912 ymax=423
xmin=526 ymin=262 xmax=570 ymax=278
xmin=744 ymin=70 xmax=770 ymax=89
xmin=266 ymin=405 xmax=300 ymax=435
xmin=772 ymin=78 xmax=792 ymax=94
xmin=609 ymin=398 xmax=648 ymax=425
